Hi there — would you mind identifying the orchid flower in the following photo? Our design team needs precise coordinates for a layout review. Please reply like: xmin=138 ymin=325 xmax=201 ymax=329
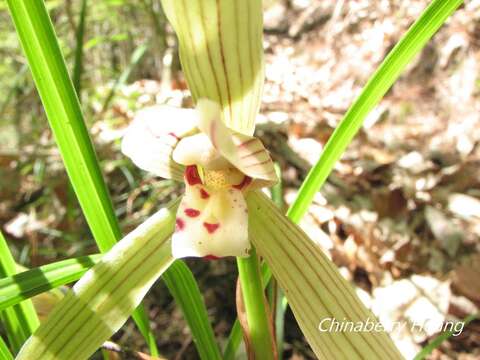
xmin=121 ymin=99 xmax=277 ymax=259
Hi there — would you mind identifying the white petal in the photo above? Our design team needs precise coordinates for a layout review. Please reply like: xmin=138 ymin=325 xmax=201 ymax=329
xmin=121 ymin=105 xmax=198 ymax=181
xmin=172 ymin=180 xmax=250 ymax=258
xmin=196 ymin=99 xmax=278 ymax=187
xmin=172 ymin=133 xmax=229 ymax=170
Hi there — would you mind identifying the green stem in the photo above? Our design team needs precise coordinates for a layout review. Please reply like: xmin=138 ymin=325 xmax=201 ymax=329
xmin=237 ymin=249 xmax=276 ymax=360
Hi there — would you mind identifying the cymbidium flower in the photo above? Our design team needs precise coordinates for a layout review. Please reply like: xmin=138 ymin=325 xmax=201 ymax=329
xmin=121 ymin=99 xmax=277 ymax=258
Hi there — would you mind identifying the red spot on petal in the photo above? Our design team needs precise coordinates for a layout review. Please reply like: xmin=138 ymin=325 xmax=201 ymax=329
xmin=203 ymin=222 xmax=220 ymax=234
xmin=232 ymin=176 xmax=252 ymax=190
xmin=203 ymin=255 xmax=220 ymax=260
xmin=185 ymin=165 xmax=202 ymax=185
xmin=199 ymin=188 xmax=210 ymax=199
xmin=168 ymin=132 xmax=180 ymax=140
xmin=175 ymin=218 xmax=185 ymax=231
xmin=184 ymin=208 xmax=200 ymax=217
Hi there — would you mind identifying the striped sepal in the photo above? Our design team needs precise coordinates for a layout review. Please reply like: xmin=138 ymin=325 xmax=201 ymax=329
xmin=161 ymin=0 xmax=264 ymax=136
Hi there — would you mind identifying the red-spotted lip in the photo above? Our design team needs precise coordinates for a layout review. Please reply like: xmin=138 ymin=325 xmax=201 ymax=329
xmin=184 ymin=208 xmax=200 ymax=217
xmin=185 ymin=165 xmax=202 ymax=185
xmin=203 ymin=222 xmax=220 ymax=234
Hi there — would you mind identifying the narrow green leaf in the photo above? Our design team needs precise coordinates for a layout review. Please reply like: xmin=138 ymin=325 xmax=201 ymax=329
xmin=247 ymin=191 xmax=403 ymax=359
xmin=287 ymin=0 xmax=464 ymax=223
xmin=268 ymin=163 xmax=287 ymax=358
xmin=413 ymin=313 xmax=479 ymax=360
xmin=72 ymin=0 xmax=88 ymax=94
xmin=223 ymin=320 xmax=242 ymax=360
xmin=6 ymin=0 xmax=120 ymax=252
xmin=0 ymin=336 xmax=14 ymax=360
xmin=161 ymin=0 xmax=264 ymax=135
xmin=0 ymin=232 xmax=39 ymax=353
xmin=163 ymin=261 xmax=222 ymax=360
xmin=0 ymin=255 xmax=101 ymax=311
xmin=17 ymin=201 xmax=179 ymax=360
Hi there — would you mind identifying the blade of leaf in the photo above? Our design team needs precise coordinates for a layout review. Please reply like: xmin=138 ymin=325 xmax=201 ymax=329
xmin=6 ymin=1 xmax=211 ymax=356
xmin=0 ymin=255 xmax=101 ymax=311
xmin=160 ymin=0 xmax=264 ymax=136
xmin=0 ymin=336 xmax=14 ymax=360
xmin=0 ymin=231 xmax=39 ymax=353
xmin=16 ymin=202 xmax=179 ymax=360
xmin=413 ymin=313 xmax=479 ymax=360
xmin=268 ymin=163 xmax=287 ymax=358
xmin=72 ymin=0 xmax=87 ymax=94
xmin=287 ymin=0 xmax=464 ymax=223
xmin=247 ymin=191 xmax=403 ymax=359
xmin=162 ymin=261 xmax=222 ymax=360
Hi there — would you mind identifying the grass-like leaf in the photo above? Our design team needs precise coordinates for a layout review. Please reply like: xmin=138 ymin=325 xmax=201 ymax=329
xmin=72 ymin=0 xmax=88 ymax=93
xmin=0 ymin=255 xmax=101 ymax=311
xmin=247 ymin=191 xmax=403 ymax=359
xmin=6 ymin=0 xmax=120 ymax=252
xmin=413 ymin=313 xmax=479 ymax=360
xmin=0 ymin=232 xmax=39 ymax=353
xmin=287 ymin=0 xmax=464 ymax=222
xmin=163 ymin=261 xmax=222 ymax=360
xmin=0 ymin=336 xmax=13 ymax=360
xmin=17 ymin=202 xmax=178 ymax=360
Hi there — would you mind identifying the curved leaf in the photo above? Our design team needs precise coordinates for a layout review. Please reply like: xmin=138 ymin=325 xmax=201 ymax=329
xmin=17 ymin=201 xmax=179 ymax=360
xmin=162 ymin=261 xmax=222 ymax=360
xmin=0 ymin=232 xmax=39 ymax=353
xmin=247 ymin=191 xmax=403 ymax=359
xmin=0 ymin=255 xmax=101 ymax=311
xmin=287 ymin=0 xmax=464 ymax=223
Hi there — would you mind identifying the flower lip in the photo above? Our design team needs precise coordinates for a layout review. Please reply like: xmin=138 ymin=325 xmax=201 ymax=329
xmin=122 ymin=99 xmax=277 ymax=259
xmin=185 ymin=165 xmax=202 ymax=185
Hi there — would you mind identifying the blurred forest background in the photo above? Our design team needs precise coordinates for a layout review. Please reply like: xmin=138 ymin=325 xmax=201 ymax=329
xmin=0 ymin=0 xmax=479 ymax=359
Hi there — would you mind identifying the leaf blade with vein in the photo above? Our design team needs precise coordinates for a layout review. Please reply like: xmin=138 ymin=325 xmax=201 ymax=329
xmin=0 ymin=255 xmax=101 ymax=311
xmin=0 ymin=231 xmax=39 ymax=353
xmin=247 ymin=191 xmax=403 ymax=359
xmin=17 ymin=203 xmax=178 ymax=360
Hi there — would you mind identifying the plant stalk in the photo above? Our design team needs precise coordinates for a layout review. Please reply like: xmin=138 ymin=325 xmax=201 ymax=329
xmin=237 ymin=249 xmax=276 ymax=360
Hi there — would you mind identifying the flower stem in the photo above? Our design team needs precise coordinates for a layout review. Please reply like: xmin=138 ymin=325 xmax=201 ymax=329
xmin=236 ymin=249 xmax=276 ymax=359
